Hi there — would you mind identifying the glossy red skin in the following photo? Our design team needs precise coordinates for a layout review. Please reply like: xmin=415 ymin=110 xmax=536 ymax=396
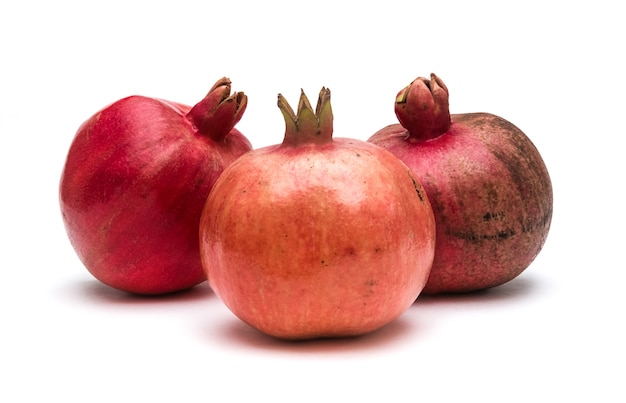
xmin=369 ymin=113 xmax=553 ymax=294
xmin=199 ymin=139 xmax=436 ymax=339
xmin=60 ymin=96 xmax=252 ymax=295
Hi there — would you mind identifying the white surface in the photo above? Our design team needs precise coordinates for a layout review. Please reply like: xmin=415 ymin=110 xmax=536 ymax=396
xmin=1 ymin=1 xmax=624 ymax=402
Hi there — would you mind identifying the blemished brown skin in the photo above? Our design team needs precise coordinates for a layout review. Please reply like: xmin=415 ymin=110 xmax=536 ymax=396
xmin=369 ymin=74 xmax=553 ymax=294
xmin=59 ymin=78 xmax=252 ymax=295
xmin=199 ymin=89 xmax=436 ymax=339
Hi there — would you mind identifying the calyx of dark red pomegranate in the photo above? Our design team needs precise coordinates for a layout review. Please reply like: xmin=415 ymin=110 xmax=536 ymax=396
xmin=278 ymin=87 xmax=333 ymax=146
xmin=395 ymin=73 xmax=451 ymax=141
xmin=187 ymin=77 xmax=248 ymax=141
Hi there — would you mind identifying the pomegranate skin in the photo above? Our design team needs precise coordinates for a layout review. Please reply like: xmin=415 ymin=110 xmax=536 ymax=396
xmin=60 ymin=78 xmax=252 ymax=295
xmin=199 ymin=88 xmax=436 ymax=339
xmin=369 ymin=74 xmax=553 ymax=294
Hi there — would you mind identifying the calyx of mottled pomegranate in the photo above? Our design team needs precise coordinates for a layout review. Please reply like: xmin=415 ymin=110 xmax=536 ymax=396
xmin=278 ymin=87 xmax=333 ymax=146
xmin=187 ymin=77 xmax=248 ymax=140
xmin=395 ymin=73 xmax=451 ymax=141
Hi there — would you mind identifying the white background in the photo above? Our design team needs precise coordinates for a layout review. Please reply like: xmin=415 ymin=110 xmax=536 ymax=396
xmin=1 ymin=1 xmax=624 ymax=401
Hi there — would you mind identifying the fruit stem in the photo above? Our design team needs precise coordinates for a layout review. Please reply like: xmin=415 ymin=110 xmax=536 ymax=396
xmin=187 ymin=77 xmax=248 ymax=142
xmin=395 ymin=73 xmax=451 ymax=141
xmin=278 ymin=87 xmax=333 ymax=146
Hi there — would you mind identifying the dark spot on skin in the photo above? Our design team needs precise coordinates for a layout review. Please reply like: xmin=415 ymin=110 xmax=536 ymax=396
xmin=363 ymin=279 xmax=377 ymax=298
xmin=483 ymin=211 xmax=504 ymax=221
xmin=192 ymin=176 xmax=206 ymax=191
xmin=408 ymin=171 xmax=425 ymax=201
xmin=374 ymin=247 xmax=382 ymax=253
xmin=449 ymin=228 xmax=516 ymax=242
xmin=520 ymin=211 xmax=552 ymax=233
xmin=497 ymin=230 xmax=514 ymax=240
xmin=345 ymin=247 xmax=355 ymax=256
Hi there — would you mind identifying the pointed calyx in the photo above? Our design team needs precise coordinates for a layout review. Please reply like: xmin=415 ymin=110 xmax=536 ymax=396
xmin=187 ymin=77 xmax=248 ymax=141
xmin=278 ymin=87 xmax=333 ymax=146
xmin=395 ymin=73 xmax=451 ymax=141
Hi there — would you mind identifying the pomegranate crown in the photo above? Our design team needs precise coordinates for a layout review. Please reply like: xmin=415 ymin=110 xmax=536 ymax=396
xmin=278 ymin=87 xmax=333 ymax=146
xmin=187 ymin=77 xmax=248 ymax=141
xmin=395 ymin=73 xmax=451 ymax=141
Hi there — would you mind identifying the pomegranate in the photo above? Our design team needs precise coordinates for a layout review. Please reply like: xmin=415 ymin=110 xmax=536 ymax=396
xmin=199 ymin=88 xmax=436 ymax=340
xmin=60 ymin=77 xmax=252 ymax=295
xmin=368 ymin=73 xmax=553 ymax=294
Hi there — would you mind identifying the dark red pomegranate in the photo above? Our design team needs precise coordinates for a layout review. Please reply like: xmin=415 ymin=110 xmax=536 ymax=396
xmin=60 ymin=77 xmax=252 ymax=295
xmin=199 ymin=88 xmax=436 ymax=339
xmin=368 ymin=73 xmax=553 ymax=294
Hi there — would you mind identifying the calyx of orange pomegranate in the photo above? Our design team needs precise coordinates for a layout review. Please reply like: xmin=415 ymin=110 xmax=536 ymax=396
xmin=395 ymin=73 xmax=451 ymax=141
xmin=278 ymin=87 xmax=333 ymax=146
